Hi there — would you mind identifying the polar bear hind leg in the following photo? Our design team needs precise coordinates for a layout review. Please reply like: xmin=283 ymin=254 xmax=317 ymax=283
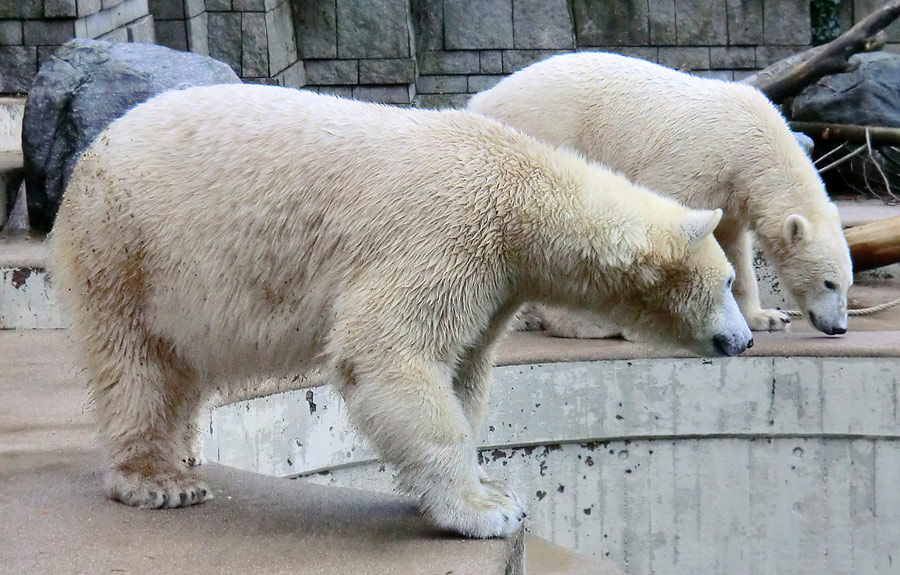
xmin=86 ymin=326 xmax=213 ymax=509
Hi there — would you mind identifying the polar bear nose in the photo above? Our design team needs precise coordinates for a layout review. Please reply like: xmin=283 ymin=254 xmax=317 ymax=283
xmin=808 ymin=311 xmax=848 ymax=336
xmin=713 ymin=333 xmax=748 ymax=357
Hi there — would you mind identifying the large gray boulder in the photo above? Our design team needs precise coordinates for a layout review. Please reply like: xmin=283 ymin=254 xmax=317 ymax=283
xmin=790 ymin=51 xmax=900 ymax=128
xmin=23 ymin=39 xmax=240 ymax=233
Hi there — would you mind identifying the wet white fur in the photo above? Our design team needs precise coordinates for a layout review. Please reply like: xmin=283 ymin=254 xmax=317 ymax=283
xmin=50 ymin=84 xmax=746 ymax=538
xmin=469 ymin=51 xmax=853 ymax=336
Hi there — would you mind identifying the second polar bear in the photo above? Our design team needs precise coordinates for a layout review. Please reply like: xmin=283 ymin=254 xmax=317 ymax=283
xmin=50 ymin=85 xmax=750 ymax=539
xmin=469 ymin=52 xmax=852 ymax=337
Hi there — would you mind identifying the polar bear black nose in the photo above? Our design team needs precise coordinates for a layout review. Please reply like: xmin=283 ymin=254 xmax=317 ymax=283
xmin=808 ymin=311 xmax=847 ymax=336
xmin=713 ymin=334 xmax=745 ymax=357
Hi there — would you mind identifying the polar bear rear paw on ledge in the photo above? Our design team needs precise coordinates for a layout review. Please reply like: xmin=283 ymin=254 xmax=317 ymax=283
xmin=105 ymin=463 xmax=213 ymax=509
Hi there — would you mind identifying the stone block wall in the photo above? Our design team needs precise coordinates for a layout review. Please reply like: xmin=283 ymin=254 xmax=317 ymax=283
xmin=292 ymin=0 xmax=416 ymax=103
xmin=154 ymin=0 xmax=305 ymax=87
xmin=3 ymin=1 xmax=900 ymax=104
xmin=408 ymin=0 xmax=819 ymax=108
xmin=0 ymin=0 xmax=155 ymax=94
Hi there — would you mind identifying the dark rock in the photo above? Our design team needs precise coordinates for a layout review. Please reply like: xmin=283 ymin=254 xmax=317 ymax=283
xmin=790 ymin=52 xmax=900 ymax=128
xmin=23 ymin=38 xmax=240 ymax=232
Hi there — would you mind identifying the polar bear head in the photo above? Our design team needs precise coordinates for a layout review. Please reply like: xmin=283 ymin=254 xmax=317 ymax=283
xmin=774 ymin=205 xmax=852 ymax=335
xmin=535 ymin=198 xmax=753 ymax=357
xmin=613 ymin=207 xmax=754 ymax=357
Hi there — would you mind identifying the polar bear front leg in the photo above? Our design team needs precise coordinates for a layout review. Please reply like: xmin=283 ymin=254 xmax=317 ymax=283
xmin=718 ymin=226 xmax=791 ymax=331
xmin=337 ymin=355 xmax=526 ymax=538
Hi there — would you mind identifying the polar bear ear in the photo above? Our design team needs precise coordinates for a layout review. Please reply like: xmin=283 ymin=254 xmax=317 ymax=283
xmin=681 ymin=208 xmax=722 ymax=248
xmin=783 ymin=214 xmax=811 ymax=244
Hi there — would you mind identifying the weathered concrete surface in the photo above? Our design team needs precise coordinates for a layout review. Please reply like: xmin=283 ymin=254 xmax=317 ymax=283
xmin=0 ymin=235 xmax=65 ymax=328
xmin=0 ymin=96 xmax=23 ymax=152
xmin=526 ymin=535 xmax=621 ymax=575
xmin=210 ymin=353 xmax=900 ymax=574
xmin=0 ymin=330 xmax=524 ymax=575
xmin=0 ymin=97 xmax=24 ymax=230
xmin=206 ymin=353 xmax=900 ymax=473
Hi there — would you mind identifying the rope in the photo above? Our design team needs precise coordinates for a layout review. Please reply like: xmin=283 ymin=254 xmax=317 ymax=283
xmin=782 ymin=296 xmax=900 ymax=318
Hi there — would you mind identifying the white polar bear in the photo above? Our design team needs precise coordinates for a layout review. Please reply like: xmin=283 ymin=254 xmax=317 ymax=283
xmin=50 ymin=85 xmax=750 ymax=539
xmin=468 ymin=51 xmax=853 ymax=336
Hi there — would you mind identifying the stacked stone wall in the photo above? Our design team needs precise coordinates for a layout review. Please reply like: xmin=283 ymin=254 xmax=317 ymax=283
xmin=0 ymin=0 xmax=154 ymax=94
xmin=154 ymin=0 xmax=305 ymax=87
xmin=3 ymin=1 xmax=900 ymax=106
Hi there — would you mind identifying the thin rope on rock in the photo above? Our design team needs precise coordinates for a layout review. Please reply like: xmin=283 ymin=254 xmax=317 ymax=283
xmin=782 ymin=296 xmax=900 ymax=317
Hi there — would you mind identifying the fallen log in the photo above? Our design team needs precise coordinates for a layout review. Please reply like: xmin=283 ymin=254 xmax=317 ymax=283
xmin=790 ymin=122 xmax=900 ymax=147
xmin=743 ymin=0 xmax=900 ymax=103
xmin=845 ymin=215 xmax=900 ymax=272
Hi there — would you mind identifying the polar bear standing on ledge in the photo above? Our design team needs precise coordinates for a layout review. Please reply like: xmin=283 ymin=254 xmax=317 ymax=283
xmin=469 ymin=52 xmax=852 ymax=337
xmin=50 ymin=85 xmax=750 ymax=538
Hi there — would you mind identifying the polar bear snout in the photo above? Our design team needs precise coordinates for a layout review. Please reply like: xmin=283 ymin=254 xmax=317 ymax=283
xmin=808 ymin=309 xmax=848 ymax=336
xmin=710 ymin=287 xmax=753 ymax=356
xmin=801 ymin=280 xmax=849 ymax=336
xmin=712 ymin=332 xmax=751 ymax=357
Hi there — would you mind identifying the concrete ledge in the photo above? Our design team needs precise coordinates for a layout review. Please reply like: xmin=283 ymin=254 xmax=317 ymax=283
xmin=495 ymin=329 xmax=900 ymax=364
xmin=1 ymin=457 xmax=524 ymax=575
xmin=203 ymin=343 xmax=900 ymax=572
xmin=0 ymin=234 xmax=46 ymax=268
xmin=0 ymin=330 xmax=524 ymax=575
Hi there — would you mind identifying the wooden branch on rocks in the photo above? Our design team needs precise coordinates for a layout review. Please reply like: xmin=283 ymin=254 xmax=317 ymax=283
xmin=743 ymin=0 xmax=900 ymax=103
xmin=790 ymin=122 xmax=900 ymax=147
xmin=845 ymin=215 xmax=900 ymax=272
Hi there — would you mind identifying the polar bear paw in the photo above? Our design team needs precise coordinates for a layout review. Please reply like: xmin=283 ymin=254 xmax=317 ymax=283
xmin=106 ymin=465 xmax=213 ymax=509
xmin=425 ymin=478 xmax=527 ymax=538
xmin=745 ymin=308 xmax=791 ymax=332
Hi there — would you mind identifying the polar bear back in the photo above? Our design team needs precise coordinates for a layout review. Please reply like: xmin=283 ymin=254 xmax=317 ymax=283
xmin=468 ymin=51 xmax=818 ymax=214
xmin=53 ymin=84 xmax=679 ymax=377
xmin=54 ymin=86 xmax=538 ymax=375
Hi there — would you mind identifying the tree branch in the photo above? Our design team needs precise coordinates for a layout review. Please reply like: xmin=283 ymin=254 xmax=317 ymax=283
xmin=743 ymin=0 xmax=900 ymax=103
xmin=790 ymin=122 xmax=900 ymax=147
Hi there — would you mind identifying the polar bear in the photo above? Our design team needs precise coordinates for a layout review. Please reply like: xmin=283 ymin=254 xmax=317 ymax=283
xmin=468 ymin=51 xmax=853 ymax=337
xmin=50 ymin=85 xmax=751 ymax=538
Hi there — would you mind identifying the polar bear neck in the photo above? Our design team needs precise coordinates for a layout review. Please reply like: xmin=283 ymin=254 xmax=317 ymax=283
xmin=728 ymin=106 xmax=832 ymax=257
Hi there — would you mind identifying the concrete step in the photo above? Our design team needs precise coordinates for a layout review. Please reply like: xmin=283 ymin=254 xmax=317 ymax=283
xmin=0 ymin=235 xmax=63 ymax=329
xmin=526 ymin=536 xmax=621 ymax=575
xmin=11 ymin=324 xmax=899 ymax=574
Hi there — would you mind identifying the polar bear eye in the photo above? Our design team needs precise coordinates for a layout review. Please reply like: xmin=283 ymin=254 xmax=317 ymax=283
xmin=824 ymin=280 xmax=837 ymax=291
xmin=726 ymin=277 xmax=734 ymax=290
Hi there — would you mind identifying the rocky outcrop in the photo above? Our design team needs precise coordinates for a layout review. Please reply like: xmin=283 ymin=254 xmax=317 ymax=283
xmin=22 ymin=38 xmax=239 ymax=232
